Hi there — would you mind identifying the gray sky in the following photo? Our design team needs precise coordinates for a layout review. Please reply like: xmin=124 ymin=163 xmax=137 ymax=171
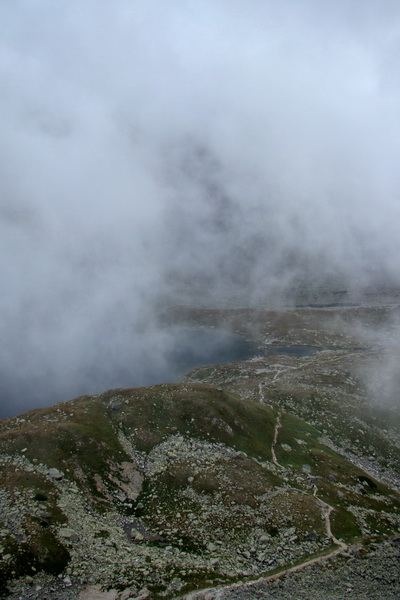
xmin=1 ymin=0 xmax=400 ymax=415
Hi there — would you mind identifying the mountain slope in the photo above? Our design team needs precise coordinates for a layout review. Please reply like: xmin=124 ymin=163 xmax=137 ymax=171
xmin=1 ymin=379 xmax=399 ymax=599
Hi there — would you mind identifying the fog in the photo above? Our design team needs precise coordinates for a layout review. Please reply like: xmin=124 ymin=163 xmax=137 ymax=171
xmin=1 ymin=0 xmax=400 ymax=417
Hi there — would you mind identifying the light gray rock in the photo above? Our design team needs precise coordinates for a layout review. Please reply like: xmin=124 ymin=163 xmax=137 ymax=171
xmin=59 ymin=528 xmax=79 ymax=542
xmin=48 ymin=467 xmax=63 ymax=480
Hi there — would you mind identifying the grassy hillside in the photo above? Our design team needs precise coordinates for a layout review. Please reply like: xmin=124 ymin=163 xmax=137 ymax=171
xmin=1 ymin=380 xmax=399 ymax=598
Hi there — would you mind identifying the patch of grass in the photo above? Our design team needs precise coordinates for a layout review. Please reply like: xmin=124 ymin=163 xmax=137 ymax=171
xmin=160 ymin=455 xmax=282 ymax=506
xmin=275 ymin=413 xmax=330 ymax=470
xmin=364 ymin=512 xmax=399 ymax=536
xmin=259 ymin=491 xmax=327 ymax=538
xmin=329 ymin=506 xmax=361 ymax=541
xmin=0 ymin=400 xmax=136 ymax=506
xmin=103 ymin=384 xmax=277 ymax=461
xmin=0 ymin=521 xmax=70 ymax=594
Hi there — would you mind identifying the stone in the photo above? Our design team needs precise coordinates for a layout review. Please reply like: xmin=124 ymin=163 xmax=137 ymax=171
xmin=131 ymin=529 xmax=144 ymax=541
xmin=79 ymin=585 xmax=119 ymax=600
xmin=48 ymin=467 xmax=63 ymax=480
xmin=59 ymin=528 xmax=79 ymax=542
xmin=259 ymin=535 xmax=270 ymax=543
xmin=391 ymin=537 xmax=400 ymax=546
xmin=257 ymin=553 xmax=265 ymax=561
xmin=131 ymin=591 xmax=150 ymax=600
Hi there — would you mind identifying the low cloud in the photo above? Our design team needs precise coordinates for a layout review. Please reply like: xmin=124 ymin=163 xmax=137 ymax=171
xmin=1 ymin=0 xmax=400 ymax=416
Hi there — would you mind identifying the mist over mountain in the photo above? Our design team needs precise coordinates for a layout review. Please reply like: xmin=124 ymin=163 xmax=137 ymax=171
xmin=1 ymin=0 xmax=400 ymax=416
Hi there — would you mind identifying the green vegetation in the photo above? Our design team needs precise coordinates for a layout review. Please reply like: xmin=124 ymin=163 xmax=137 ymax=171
xmin=102 ymin=383 xmax=277 ymax=460
xmin=275 ymin=413 xmax=331 ymax=469
xmin=329 ymin=507 xmax=361 ymax=540
xmin=0 ymin=522 xmax=70 ymax=595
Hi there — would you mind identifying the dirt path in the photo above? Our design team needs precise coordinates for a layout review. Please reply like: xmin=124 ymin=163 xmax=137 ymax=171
xmin=315 ymin=498 xmax=347 ymax=551
xmin=270 ymin=413 xmax=346 ymax=551
xmin=271 ymin=412 xmax=284 ymax=467
xmin=182 ymin=416 xmax=349 ymax=600
xmin=182 ymin=540 xmax=350 ymax=600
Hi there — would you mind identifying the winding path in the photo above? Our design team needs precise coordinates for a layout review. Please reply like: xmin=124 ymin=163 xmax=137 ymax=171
xmin=183 ymin=539 xmax=350 ymax=600
xmin=270 ymin=413 xmax=346 ymax=551
xmin=182 ymin=415 xmax=349 ymax=600
xmin=271 ymin=412 xmax=284 ymax=468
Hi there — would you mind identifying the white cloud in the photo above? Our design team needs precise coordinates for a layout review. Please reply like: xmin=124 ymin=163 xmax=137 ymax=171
xmin=1 ymin=0 xmax=400 ymax=414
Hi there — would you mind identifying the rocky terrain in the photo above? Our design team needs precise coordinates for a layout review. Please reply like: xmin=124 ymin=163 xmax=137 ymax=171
xmin=1 ymin=303 xmax=400 ymax=599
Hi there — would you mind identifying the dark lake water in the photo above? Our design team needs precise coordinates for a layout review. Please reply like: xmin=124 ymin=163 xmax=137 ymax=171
xmin=0 ymin=330 xmax=330 ymax=419
xmin=100 ymin=328 xmax=260 ymax=388
xmin=166 ymin=328 xmax=260 ymax=377
xmin=0 ymin=328 xmax=259 ymax=419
